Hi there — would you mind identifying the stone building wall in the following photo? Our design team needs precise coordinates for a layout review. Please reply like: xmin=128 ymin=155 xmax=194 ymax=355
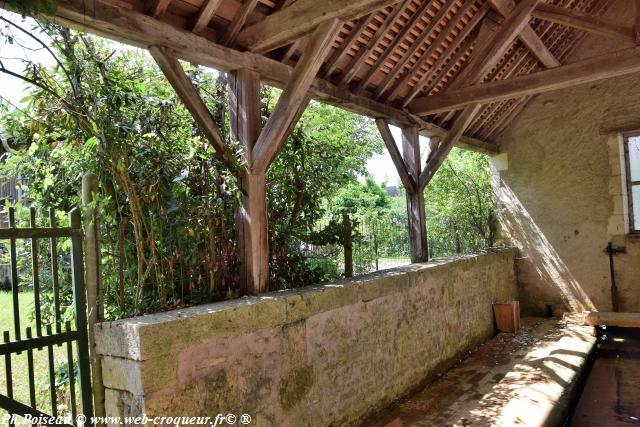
xmin=493 ymin=0 xmax=640 ymax=314
xmin=95 ymin=249 xmax=517 ymax=426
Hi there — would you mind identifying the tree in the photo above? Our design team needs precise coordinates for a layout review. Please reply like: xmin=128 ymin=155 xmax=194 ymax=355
xmin=425 ymin=147 xmax=496 ymax=257
xmin=0 ymin=18 xmax=380 ymax=316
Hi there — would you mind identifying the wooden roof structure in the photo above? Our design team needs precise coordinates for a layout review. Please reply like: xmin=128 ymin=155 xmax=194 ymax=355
xmin=20 ymin=0 xmax=638 ymax=154
xmin=5 ymin=0 xmax=640 ymax=295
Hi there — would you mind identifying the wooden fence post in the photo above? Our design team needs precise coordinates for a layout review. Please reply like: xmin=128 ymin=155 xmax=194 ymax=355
xmin=82 ymin=173 xmax=105 ymax=424
xmin=342 ymin=213 xmax=353 ymax=278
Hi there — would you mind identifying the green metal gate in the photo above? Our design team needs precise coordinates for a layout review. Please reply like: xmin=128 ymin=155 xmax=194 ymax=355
xmin=0 ymin=207 xmax=93 ymax=426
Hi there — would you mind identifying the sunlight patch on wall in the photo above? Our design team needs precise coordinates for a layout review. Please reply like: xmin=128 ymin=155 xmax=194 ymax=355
xmin=493 ymin=175 xmax=596 ymax=312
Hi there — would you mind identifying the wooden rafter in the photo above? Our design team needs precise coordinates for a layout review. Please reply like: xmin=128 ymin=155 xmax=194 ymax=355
xmin=383 ymin=0 xmax=477 ymax=103
xmin=338 ymin=0 xmax=412 ymax=85
xmin=149 ymin=46 xmax=228 ymax=160
xmin=532 ymin=3 xmax=635 ymax=43
xmin=451 ymin=0 xmax=541 ymax=89
xmin=374 ymin=0 xmax=458 ymax=99
xmin=401 ymin=2 xmax=490 ymax=107
xmin=220 ymin=0 xmax=259 ymax=46
xmin=147 ymin=0 xmax=171 ymax=18
xmin=354 ymin=0 xmax=434 ymax=93
xmin=491 ymin=0 xmax=560 ymax=68
xmin=324 ymin=15 xmax=375 ymax=79
xmin=192 ymin=0 xmax=223 ymax=34
xmin=251 ymin=19 xmax=342 ymax=174
xmin=236 ymin=0 xmax=400 ymax=53
xmin=409 ymin=45 xmax=640 ymax=116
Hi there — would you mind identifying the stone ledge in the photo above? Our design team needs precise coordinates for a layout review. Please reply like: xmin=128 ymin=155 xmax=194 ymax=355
xmin=95 ymin=248 xmax=517 ymax=361
xmin=365 ymin=317 xmax=596 ymax=427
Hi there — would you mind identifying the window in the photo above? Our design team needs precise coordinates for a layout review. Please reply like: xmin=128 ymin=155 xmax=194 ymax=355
xmin=623 ymin=133 xmax=640 ymax=233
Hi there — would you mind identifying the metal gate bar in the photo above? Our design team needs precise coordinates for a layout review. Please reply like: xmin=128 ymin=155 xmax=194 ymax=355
xmin=0 ymin=207 xmax=93 ymax=425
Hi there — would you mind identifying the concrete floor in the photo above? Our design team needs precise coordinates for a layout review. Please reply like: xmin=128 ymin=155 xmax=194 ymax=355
xmin=570 ymin=327 xmax=640 ymax=426
xmin=362 ymin=318 xmax=595 ymax=427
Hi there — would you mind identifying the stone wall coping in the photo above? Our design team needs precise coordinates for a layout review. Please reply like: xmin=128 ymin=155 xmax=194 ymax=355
xmin=95 ymin=248 xmax=516 ymax=360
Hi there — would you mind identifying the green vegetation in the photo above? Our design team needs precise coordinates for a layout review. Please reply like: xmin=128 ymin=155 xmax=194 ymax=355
xmin=0 ymin=19 xmax=496 ymax=321
xmin=0 ymin=291 xmax=75 ymax=418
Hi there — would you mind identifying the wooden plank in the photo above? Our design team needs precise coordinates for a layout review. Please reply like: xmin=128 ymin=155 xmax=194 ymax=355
xmin=236 ymin=0 xmax=400 ymax=53
xmin=418 ymin=104 xmax=482 ymax=190
xmin=491 ymin=0 xmax=560 ymax=68
xmin=148 ymin=0 xmax=171 ymax=18
xmin=192 ymin=0 xmax=223 ymax=34
xmin=220 ymin=0 xmax=259 ymax=46
xmin=532 ymin=3 xmax=635 ymax=43
xmin=409 ymin=45 xmax=640 ymax=115
xmin=251 ymin=19 xmax=342 ymax=173
xmin=149 ymin=46 xmax=229 ymax=159
xmin=375 ymin=119 xmax=416 ymax=192
xmin=402 ymin=126 xmax=428 ymax=263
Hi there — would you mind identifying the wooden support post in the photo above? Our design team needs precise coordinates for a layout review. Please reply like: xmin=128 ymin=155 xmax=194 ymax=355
xmin=229 ymin=69 xmax=269 ymax=295
xmin=402 ymin=126 xmax=428 ymax=263
xmin=376 ymin=120 xmax=427 ymax=263
xmin=82 ymin=173 xmax=105 ymax=425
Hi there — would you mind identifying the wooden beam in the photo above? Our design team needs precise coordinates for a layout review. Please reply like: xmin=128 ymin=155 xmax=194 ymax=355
xmin=532 ymin=3 xmax=635 ymax=43
xmin=419 ymin=104 xmax=482 ymax=190
xmin=147 ymin=0 xmax=171 ymax=18
xmin=636 ymin=0 xmax=640 ymax=44
xmin=402 ymin=126 xmax=428 ymax=262
xmin=452 ymin=0 xmax=541 ymax=88
xmin=192 ymin=0 xmax=223 ymax=34
xmin=236 ymin=0 xmax=400 ymax=53
xmin=375 ymin=119 xmax=416 ymax=192
xmin=409 ymin=45 xmax=640 ymax=115
xmin=23 ymin=0 xmax=496 ymax=150
xmin=220 ymin=0 xmax=259 ymax=46
xmin=149 ymin=46 xmax=229 ymax=160
xmin=491 ymin=0 xmax=560 ymax=68
xmin=251 ymin=19 xmax=342 ymax=174
xmin=229 ymin=69 xmax=270 ymax=295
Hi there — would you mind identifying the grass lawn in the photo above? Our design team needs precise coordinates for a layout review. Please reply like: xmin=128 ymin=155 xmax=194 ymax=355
xmin=0 ymin=291 xmax=75 ymax=417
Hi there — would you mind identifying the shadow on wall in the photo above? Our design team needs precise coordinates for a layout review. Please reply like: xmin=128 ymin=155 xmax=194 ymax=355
xmin=493 ymin=175 xmax=595 ymax=315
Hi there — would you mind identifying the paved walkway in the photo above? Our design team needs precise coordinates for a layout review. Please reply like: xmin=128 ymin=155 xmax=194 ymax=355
xmin=362 ymin=318 xmax=595 ymax=427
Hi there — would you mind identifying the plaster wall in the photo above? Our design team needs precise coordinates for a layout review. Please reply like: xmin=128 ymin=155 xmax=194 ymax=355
xmin=494 ymin=0 xmax=640 ymax=314
xmin=94 ymin=249 xmax=517 ymax=426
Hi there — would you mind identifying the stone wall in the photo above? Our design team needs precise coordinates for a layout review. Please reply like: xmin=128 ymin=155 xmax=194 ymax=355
xmin=493 ymin=0 xmax=640 ymax=315
xmin=95 ymin=249 xmax=517 ymax=426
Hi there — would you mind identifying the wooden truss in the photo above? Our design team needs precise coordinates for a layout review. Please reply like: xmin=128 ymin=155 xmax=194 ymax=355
xmin=6 ymin=0 xmax=635 ymax=292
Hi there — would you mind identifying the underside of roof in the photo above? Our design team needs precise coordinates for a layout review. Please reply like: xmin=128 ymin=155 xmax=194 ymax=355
xmin=12 ymin=0 xmax=619 ymax=148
